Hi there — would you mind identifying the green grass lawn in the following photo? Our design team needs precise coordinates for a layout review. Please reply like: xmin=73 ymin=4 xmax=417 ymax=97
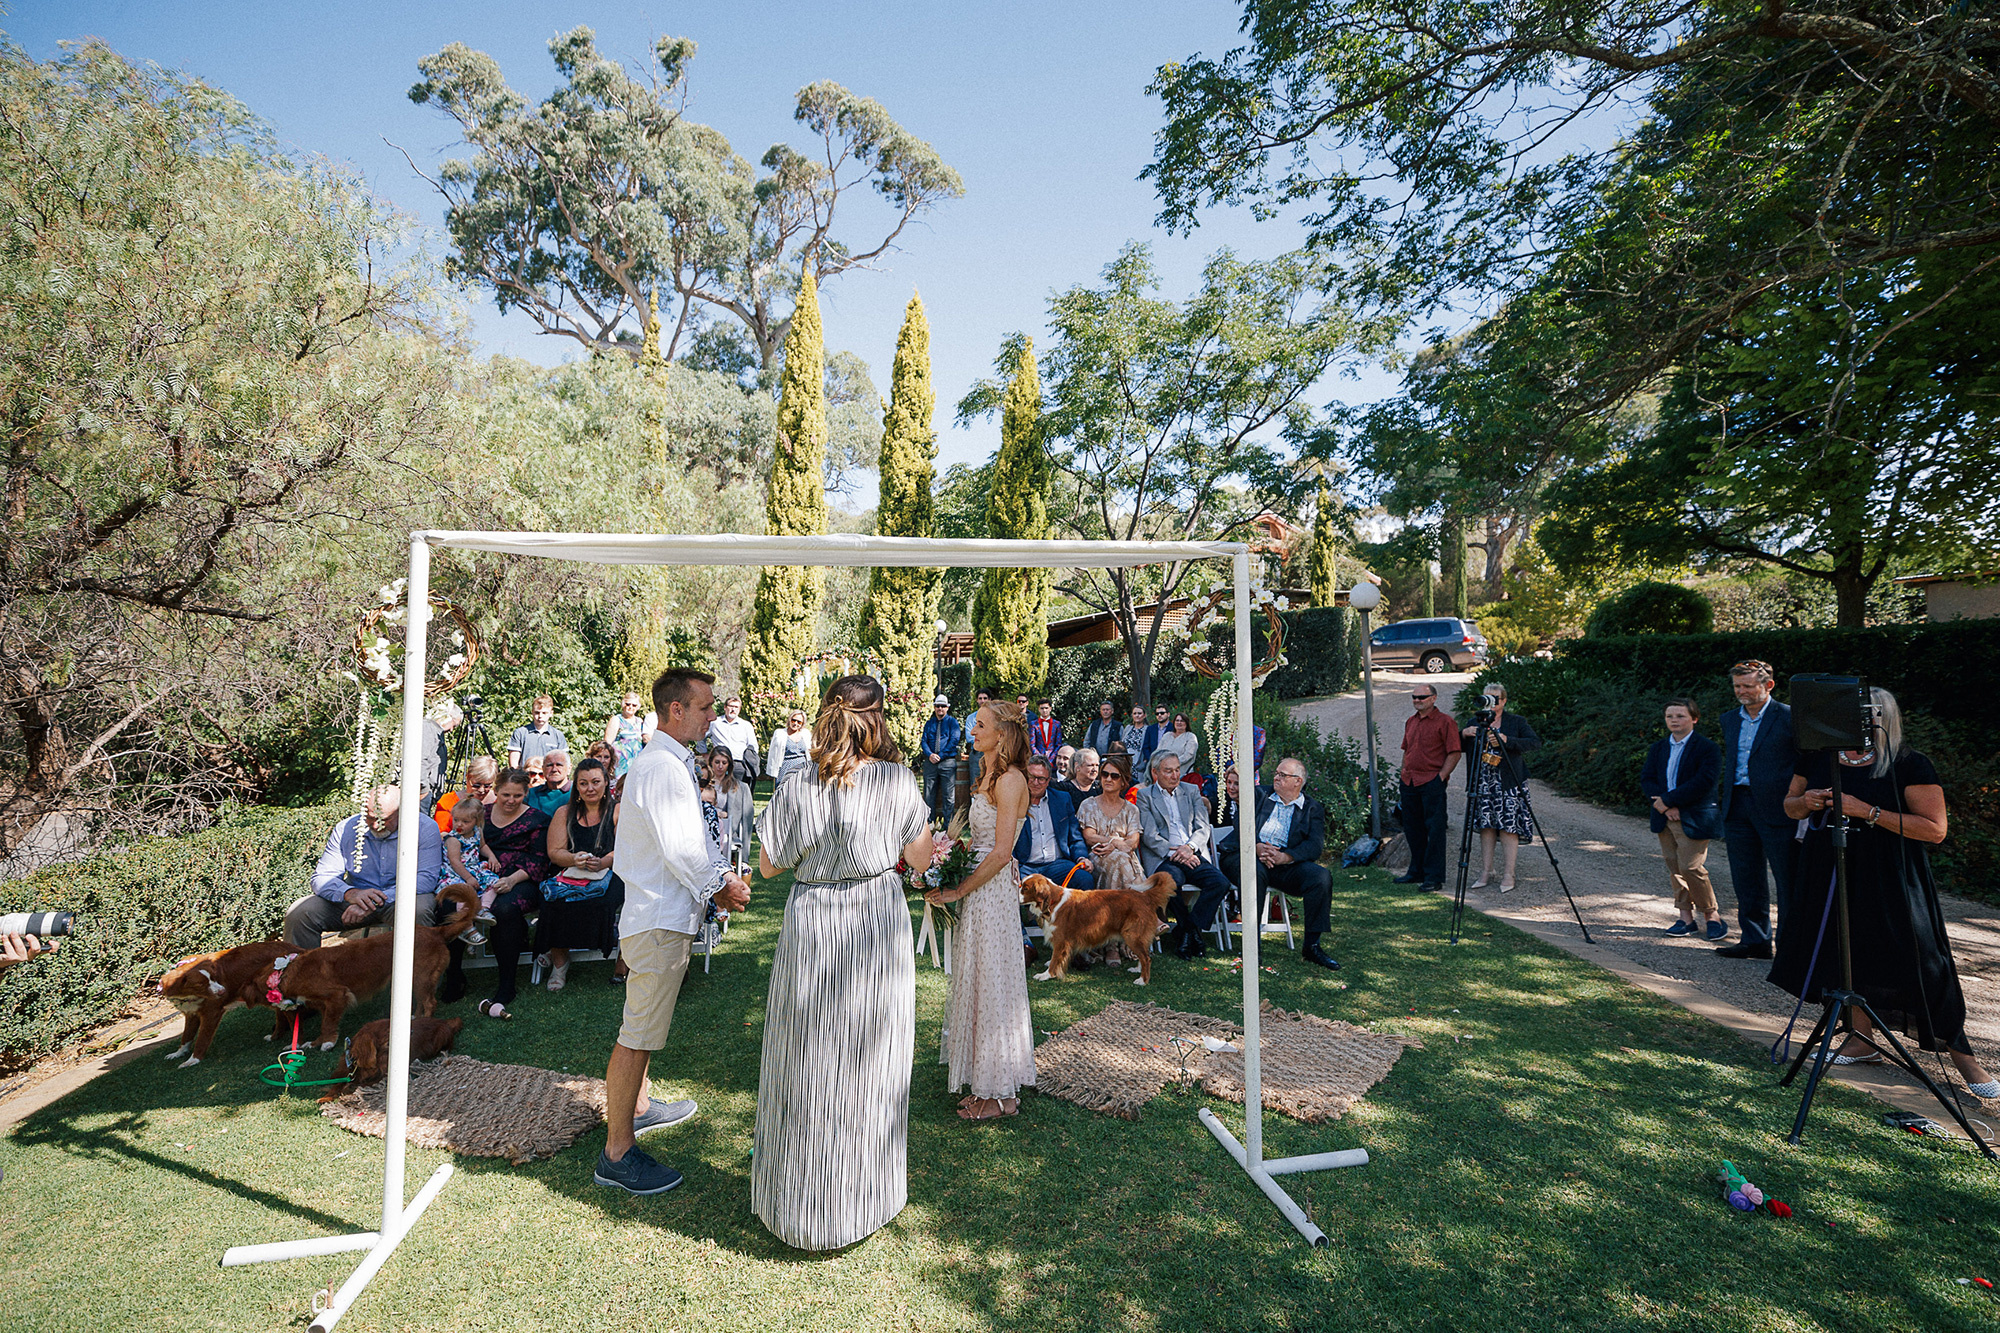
xmin=6 ymin=868 xmax=1999 ymax=1333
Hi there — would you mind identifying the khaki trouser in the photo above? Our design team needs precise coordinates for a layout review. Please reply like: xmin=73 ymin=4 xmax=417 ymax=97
xmin=1656 ymin=825 xmax=1718 ymax=916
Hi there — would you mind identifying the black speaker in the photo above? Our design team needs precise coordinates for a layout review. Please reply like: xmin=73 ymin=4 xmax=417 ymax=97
xmin=1790 ymin=674 xmax=1868 ymax=751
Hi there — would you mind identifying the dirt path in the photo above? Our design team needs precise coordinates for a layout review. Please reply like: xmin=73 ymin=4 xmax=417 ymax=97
xmin=1294 ymin=675 xmax=2000 ymax=1132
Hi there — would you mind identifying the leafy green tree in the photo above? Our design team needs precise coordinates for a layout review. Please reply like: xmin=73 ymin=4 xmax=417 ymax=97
xmin=740 ymin=267 xmax=829 ymax=727
xmin=970 ymin=340 xmax=1051 ymax=695
xmin=0 ymin=39 xmax=458 ymax=850
xmin=859 ymin=293 xmax=940 ymax=750
xmin=409 ymin=28 xmax=962 ymax=370
xmin=960 ymin=244 xmax=1390 ymax=705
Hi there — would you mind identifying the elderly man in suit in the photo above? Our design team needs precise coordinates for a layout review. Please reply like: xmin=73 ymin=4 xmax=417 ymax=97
xmin=1014 ymin=758 xmax=1095 ymax=890
xmin=1221 ymin=757 xmax=1340 ymax=969
xmin=1137 ymin=751 xmax=1233 ymax=958
xmin=1715 ymin=660 xmax=1797 ymax=960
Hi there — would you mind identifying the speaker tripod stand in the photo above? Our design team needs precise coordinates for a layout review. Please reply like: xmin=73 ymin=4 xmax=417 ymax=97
xmin=1776 ymin=759 xmax=1996 ymax=1159
xmin=1448 ymin=714 xmax=1594 ymax=946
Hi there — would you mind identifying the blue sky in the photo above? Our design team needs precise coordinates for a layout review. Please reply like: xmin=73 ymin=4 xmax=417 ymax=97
xmin=9 ymin=1 xmax=1411 ymax=482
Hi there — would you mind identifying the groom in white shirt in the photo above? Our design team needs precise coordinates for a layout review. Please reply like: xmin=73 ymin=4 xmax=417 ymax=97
xmin=595 ymin=668 xmax=751 ymax=1196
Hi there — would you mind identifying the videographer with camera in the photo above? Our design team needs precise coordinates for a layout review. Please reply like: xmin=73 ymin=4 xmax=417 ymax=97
xmin=1768 ymin=687 xmax=1999 ymax=1099
xmin=1460 ymin=683 xmax=1540 ymax=892
xmin=0 ymin=913 xmax=65 ymax=975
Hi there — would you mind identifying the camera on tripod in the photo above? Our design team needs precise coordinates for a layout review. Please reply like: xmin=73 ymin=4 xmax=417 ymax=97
xmin=461 ymin=694 xmax=484 ymax=718
xmin=1473 ymin=693 xmax=1501 ymax=726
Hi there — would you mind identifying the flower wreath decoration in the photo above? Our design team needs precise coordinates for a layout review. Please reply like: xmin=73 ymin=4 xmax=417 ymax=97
xmin=346 ymin=578 xmax=482 ymax=699
xmin=1179 ymin=585 xmax=1291 ymax=685
xmin=791 ymin=647 xmax=886 ymax=699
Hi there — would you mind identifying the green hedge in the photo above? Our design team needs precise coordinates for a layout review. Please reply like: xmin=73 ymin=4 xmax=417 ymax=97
xmin=1472 ymin=620 xmax=2000 ymax=905
xmin=1264 ymin=605 xmax=1364 ymax=700
xmin=1583 ymin=581 xmax=1714 ymax=637
xmin=937 ymin=661 xmax=973 ymax=715
xmin=1253 ymin=694 xmax=1386 ymax=853
xmin=0 ymin=802 xmax=349 ymax=1061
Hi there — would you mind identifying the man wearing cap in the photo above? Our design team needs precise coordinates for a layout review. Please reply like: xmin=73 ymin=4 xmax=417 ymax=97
xmin=921 ymin=695 xmax=965 ymax=826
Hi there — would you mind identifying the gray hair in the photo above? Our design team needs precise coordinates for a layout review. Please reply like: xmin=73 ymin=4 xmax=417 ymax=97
xmin=1869 ymin=687 xmax=1905 ymax=778
xmin=1483 ymin=681 xmax=1508 ymax=702
xmin=1070 ymin=747 xmax=1100 ymax=778
xmin=426 ymin=698 xmax=463 ymax=728
xmin=1148 ymin=748 xmax=1182 ymax=776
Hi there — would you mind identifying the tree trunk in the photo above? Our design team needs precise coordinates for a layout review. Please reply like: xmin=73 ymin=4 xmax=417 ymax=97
xmin=7 ymin=663 xmax=68 ymax=797
xmin=1441 ymin=511 xmax=1468 ymax=617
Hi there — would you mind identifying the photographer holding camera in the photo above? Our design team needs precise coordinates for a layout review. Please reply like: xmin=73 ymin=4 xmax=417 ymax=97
xmin=1768 ymin=687 xmax=1999 ymax=1099
xmin=1460 ymin=683 xmax=1541 ymax=892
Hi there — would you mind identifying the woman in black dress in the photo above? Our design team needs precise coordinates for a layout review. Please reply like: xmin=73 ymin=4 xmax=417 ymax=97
xmin=1459 ymin=682 xmax=1542 ymax=892
xmin=534 ymin=757 xmax=622 ymax=993
xmin=478 ymin=769 xmax=552 ymax=1020
xmin=1769 ymin=688 xmax=1999 ymax=1097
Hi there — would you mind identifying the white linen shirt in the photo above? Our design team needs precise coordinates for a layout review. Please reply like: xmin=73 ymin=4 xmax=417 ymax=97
xmin=617 ymin=732 xmax=729 ymax=939
xmin=707 ymin=715 xmax=758 ymax=762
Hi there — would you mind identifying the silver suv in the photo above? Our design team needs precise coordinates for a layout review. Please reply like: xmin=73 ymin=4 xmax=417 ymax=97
xmin=1369 ymin=617 xmax=1489 ymax=674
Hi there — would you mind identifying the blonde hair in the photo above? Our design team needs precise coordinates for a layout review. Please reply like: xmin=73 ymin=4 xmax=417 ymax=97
xmin=812 ymin=675 xmax=901 ymax=789
xmin=976 ymin=700 xmax=1031 ymax=798
xmin=464 ymin=755 xmax=499 ymax=784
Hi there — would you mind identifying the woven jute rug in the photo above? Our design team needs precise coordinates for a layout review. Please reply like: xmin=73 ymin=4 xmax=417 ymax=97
xmin=1032 ymin=1000 xmax=1244 ymax=1120
xmin=1033 ymin=999 xmax=1418 ymax=1123
xmin=1198 ymin=1002 xmax=1421 ymax=1124
xmin=320 ymin=1055 xmax=607 ymax=1164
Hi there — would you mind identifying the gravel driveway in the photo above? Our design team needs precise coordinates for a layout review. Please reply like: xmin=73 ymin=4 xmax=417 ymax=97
xmin=1293 ymin=673 xmax=2000 ymax=1128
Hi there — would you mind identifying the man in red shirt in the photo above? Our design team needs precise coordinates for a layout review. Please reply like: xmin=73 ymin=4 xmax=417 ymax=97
xmin=1394 ymin=685 xmax=1462 ymax=890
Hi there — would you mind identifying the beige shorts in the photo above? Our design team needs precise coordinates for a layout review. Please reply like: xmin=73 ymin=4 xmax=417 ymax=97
xmin=615 ymin=928 xmax=695 ymax=1052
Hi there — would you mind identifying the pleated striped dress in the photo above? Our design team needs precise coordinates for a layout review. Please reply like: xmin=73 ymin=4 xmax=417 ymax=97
xmin=752 ymin=759 xmax=929 ymax=1250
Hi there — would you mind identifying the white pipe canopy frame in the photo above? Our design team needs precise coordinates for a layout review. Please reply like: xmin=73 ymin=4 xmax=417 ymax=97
xmin=242 ymin=529 xmax=1364 ymax=1323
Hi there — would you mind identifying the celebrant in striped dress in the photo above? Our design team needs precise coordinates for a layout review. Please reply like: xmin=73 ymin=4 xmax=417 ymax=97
xmin=752 ymin=675 xmax=934 ymax=1250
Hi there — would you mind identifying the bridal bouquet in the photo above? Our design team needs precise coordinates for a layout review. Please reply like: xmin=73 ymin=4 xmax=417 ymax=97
xmin=902 ymin=809 xmax=972 ymax=930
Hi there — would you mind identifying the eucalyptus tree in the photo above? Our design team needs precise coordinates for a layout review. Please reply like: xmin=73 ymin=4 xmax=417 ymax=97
xmin=960 ymin=243 xmax=1392 ymax=706
xmin=409 ymin=27 xmax=963 ymax=370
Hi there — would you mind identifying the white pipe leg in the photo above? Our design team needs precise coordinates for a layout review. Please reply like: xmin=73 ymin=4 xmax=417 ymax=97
xmin=1265 ymin=1148 xmax=1370 ymax=1175
xmin=220 ymin=1233 xmax=380 ymax=1268
xmin=1198 ymin=1108 xmax=1328 ymax=1247
xmin=308 ymin=1163 xmax=454 ymax=1333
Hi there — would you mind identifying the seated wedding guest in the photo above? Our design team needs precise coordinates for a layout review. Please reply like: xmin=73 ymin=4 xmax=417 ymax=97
xmin=1771 ymin=687 xmax=1999 ymax=1096
xmin=1057 ymin=747 xmax=1100 ymax=803
xmin=534 ymin=757 xmax=621 ymax=993
xmin=433 ymin=755 xmax=498 ymax=834
xmin=527 ymin=749 xmax=573 ymax=817
xmin=1055 ymin=744 xmax=1076 ymax=787
xmin=1641 ymin=697 xmax=1726 ymax=941
xmin=1014 ymin=759 xmax=1094 ymax=890
xmin=1078 ymin=756 xmax=1143 ymax=892
xmin=766 ymin=708 xmax=813 ymax=787
xmin=1224 ymin=758 xmax=1339 ymax=970
xmin=284 ymin=785 xmax=444 ymax=950
xmin=508 ymin=694 xmax=568 ymax=770
xmin=920 ymin=695 xmax=965 ymax=826
xmin=1158 ymin=712 xmax=1199 ymax=778
xmin=1211 ymin=764 xmax=1262 ymax=864
xmin=701 ymin=747 xmax=753 ymax=868
xmin=1029 ymin=700 xmax=1063 ymax=762
xmin=1081 ymin=701 xmax=1121 ymax=757
xmin=473 ymin=769 xmax=554 ymax=1020
xmin=707 ymin=695 xmax=761 ymax=784
xmin=603 ymin=692 xmax=650 ymax=777
xmin=1138 ymin=752 xmax=1232 ymax=958
xmin=585 ymin=739 xmax=623 ymax=797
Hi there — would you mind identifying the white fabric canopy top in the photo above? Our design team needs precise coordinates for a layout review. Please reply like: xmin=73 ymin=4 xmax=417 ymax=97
xmin=421 ymin=530 xmax=1246 ymax=569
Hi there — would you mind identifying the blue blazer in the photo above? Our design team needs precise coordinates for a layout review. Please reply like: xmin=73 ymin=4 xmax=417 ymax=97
xmin=1014 ymin=789 xmax=1087 ymax=864
xmin=1718 ymin=702 xmax=1796 ymax=825
xmin=1640 ymin=733 xmax=1722 ymax=840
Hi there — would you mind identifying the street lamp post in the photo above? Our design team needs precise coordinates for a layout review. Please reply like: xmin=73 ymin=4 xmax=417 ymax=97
xmin=1348 ymin=581 xmax=1383 ymax=841
xmin=932 ymin=618 xmax=949 ymax=691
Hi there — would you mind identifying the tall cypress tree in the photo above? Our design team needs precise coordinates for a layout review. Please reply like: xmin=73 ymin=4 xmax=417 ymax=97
xmin=972 ymin=339 xmax=1049 ymax=694
xmin=1441 ymin=510 xmax=1468 ymax=617
xmin=1308 ymin=478 xmax=1340 ymax=608
xmin=859 ymin=292 xmax=940 ymax=751
xmin=741 ymin=266 xmax=828 ymax=730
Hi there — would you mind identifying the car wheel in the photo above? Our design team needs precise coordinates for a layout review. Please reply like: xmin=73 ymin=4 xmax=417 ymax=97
xmin=1420 ymin=652 xmax=1449 ymax=674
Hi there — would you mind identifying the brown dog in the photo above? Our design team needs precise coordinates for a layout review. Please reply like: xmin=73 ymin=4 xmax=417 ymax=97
xmin=276 ymin=884 xmax=479 ymax=1049
xmin=331 ymin=1015 xmax=464 ymax=1087
xmin=158 ymin=939 xmax=294 ymax=1068
xmin=1020 ymin=871 xmax=1179 ymax=985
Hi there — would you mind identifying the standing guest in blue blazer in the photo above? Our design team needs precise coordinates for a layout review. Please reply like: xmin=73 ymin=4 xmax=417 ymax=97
xmin=1014 ymin=758 xmax=1094 ymax=890
xmin=920 ymin=696 xmax=965 ymax=826
xmin=1641 ymin=697 xmax=1726 ymax=942
xmin=1715 ymin=660 xmax=1797 ymax=960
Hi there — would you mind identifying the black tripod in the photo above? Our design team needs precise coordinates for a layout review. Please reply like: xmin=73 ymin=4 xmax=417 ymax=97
xmin=442 ymin=702 xmax=499 ymax=794
xmin=1449 ymin=714 xmax=1594 ymax=946
xmin=1777 ymin=759 xmax=1996 ymax=1158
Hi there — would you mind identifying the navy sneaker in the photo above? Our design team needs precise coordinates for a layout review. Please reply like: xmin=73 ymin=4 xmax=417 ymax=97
xmin=593 ymin=1145 xmax=682 ymax=1195
xmin=633 ymin=1097 xmax=698 ymax=1137
xmin=1705 ymin=919 xmax=1729 ymax=942
xmin=1664 ymin=920 xmax=1695 ymax=936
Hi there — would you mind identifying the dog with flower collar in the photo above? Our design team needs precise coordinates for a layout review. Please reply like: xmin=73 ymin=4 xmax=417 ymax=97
xmin=157 ymin=939 xmax=295 ymax=1069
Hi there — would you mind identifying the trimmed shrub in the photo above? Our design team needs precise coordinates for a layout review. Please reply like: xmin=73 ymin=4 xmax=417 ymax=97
xmin=1584 ymin=581 xmax=1715 ymax=637
xmin=937 ymin=661 xmax=973 ymax=715
xmin=0 ymin=801 xmax=350 ymax=1062
xmin=1253 ymin=694 xmax=1385 ymax=853
xmin=1264 ymin=605 xmax=1362 ymax=700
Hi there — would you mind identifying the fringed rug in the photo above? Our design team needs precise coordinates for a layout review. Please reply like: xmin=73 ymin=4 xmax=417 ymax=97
xmin=1033 ymin=999 xmax=1419 ymax=1123
xmin=1198 ymin=1002 xmax=1421 ymax=1123
xmin=320 ymin=1055 xmax=607 ymax=1164
xmin=1032 ymin=1001 xmax=1243 ymax=1120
